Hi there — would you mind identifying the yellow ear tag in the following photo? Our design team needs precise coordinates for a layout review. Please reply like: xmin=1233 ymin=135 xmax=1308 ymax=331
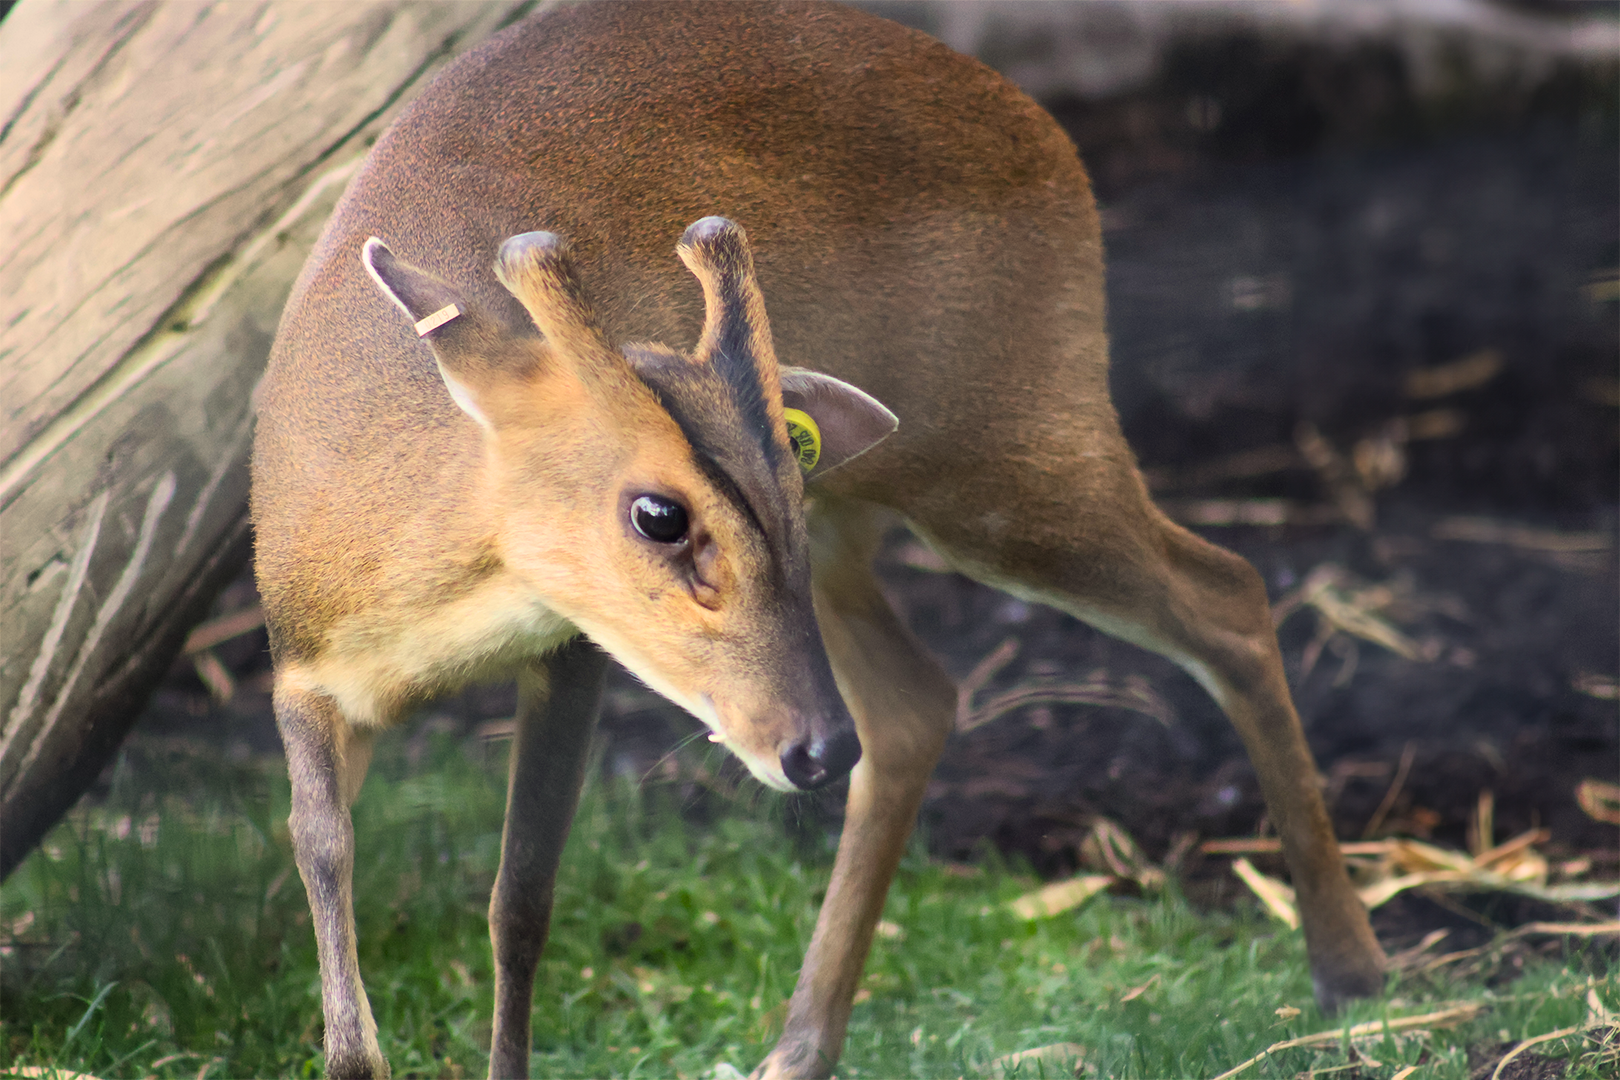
xmin=783 ymin=408 xmax=821 ymax=474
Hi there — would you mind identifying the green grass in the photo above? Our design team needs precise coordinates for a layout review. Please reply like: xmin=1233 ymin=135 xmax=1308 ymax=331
xmin=2 ymin=730 xmax=1613 ymax=1079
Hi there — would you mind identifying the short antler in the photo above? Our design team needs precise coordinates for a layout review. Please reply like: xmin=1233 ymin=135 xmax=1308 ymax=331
xmin=677 ymin=217 xmax=784 ymax=413
xmin=496 ymin=231 xmax=619 ymax=371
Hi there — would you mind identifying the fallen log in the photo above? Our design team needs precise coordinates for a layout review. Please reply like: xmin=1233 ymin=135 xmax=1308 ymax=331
xmin=0 ymin=0 xmax=529 ymax=877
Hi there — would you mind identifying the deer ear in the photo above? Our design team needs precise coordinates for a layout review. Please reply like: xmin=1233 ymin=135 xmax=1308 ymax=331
xmin=363 ymin=238 xmax=462 ymax=330
xmin=363 ymin=237 xmax=508 ymax=430
xmin=779 ymin=367 xmax=898 ymax=480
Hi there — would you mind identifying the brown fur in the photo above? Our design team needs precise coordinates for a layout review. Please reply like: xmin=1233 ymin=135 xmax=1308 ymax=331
xmin=252 ymin=4 xmax=1385 ymax=1078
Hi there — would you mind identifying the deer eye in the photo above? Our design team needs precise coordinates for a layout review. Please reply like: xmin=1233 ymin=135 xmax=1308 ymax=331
xmin=630 ymin=495 xmax=690 ymax=544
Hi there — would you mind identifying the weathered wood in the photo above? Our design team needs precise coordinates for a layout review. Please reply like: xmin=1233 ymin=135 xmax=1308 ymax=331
xmin=0 ymin=0 xmax=533 ymax=876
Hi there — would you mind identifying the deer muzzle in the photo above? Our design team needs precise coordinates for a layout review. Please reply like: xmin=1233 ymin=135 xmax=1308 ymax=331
xmin=780 ymin=721 xmax=862 ymax=790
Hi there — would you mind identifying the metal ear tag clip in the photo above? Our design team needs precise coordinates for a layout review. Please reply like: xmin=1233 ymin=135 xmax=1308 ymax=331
xmin=414 ymin=303 xmax=461 ymax=336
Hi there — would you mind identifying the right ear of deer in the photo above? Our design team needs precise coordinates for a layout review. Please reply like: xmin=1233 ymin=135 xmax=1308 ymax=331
xmin=779 ymin=367 xmax=899 ymax=479
xmin=495 ymin=231 xmax=620 ymax=373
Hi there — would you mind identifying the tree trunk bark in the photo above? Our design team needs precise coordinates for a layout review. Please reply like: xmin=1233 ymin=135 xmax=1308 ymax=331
xmin=0 ymin=0 xmax=533 ymax=877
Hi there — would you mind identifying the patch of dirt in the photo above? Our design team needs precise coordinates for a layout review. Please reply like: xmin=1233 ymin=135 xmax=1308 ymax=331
xmin=1469 ymin=1042 xmax=1568 ymax=1080
xmin=897 ymin=89 xmax=1619 ymax=922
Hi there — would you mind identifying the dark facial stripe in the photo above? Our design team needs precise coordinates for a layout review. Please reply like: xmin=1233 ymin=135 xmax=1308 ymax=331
xmin=639 ymin=377 xmax=783 ymax=581
xmin=690 ymin=445 xmax=775 ymax=573
xmin=707 ymin=265 xmax=784 ymax=474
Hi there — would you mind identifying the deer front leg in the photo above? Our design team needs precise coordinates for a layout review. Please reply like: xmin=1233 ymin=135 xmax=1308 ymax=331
xmin=755 ymin=510 xmax=956 ymax=1080
xmin=275 ymin=684 xmax=387 ymax=1080
xmin=488 ymin=639 xmax=607 ymax=1080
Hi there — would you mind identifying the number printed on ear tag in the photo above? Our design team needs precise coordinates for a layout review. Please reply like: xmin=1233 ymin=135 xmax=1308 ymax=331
xmin=414 ymin=303 xmax=461 ymax=337
xmin=783 ymin=408 xmax=821 ymax=473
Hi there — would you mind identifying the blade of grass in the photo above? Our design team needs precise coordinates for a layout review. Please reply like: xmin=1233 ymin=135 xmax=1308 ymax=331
xmin=60 ymin=980 xmax=117 ymax=1057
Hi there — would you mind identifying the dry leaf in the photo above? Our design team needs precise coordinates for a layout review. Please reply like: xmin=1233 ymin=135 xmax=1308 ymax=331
xmin=1573 ymin=673 xmax=1620 ymax=700
xmin=1081 ymin=819 xmax=1166 ymax=891
xmin=1405 ymin=349 xmax=1503 ymax=399
xmin=1272 ymin=564 xmax=1423 ymax=661
xmin=1212 ymin=827 xmax=1617 ymax=921
xmin=1120 ymin=974 xmax=1159 ymax=1003
xmin=1577 ymin=779 xmax=1620 ymax=825
xmin=1231 ymin=858 xmax=1298 ymax=929
xmin=990 ymin=1042 xmax=1087 ymax=1079
xmin=1431 ymin=516 xmax=1611 ymax=553
xmin=1009 ymin=875 xmax=1115 ymax=920
xmin=182 ymin=603 xmax=266 ymax=653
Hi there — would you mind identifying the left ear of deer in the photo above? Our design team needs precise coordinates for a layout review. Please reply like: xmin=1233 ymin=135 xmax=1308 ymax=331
xmin=780 ymin=367 xmax=898 ymax=479
xmin=363 ymin=237 xmax=530 ymax=431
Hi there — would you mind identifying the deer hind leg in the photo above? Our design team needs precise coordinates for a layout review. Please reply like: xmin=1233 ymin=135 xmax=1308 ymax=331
xmin=488 ymin=638 xmax=607 ymax=1080
xmin=274 ymin=683 xmax=388 ymax=1079
xmin=917 ymin=476 xmax=1386 ymax=1013
xmin=755 ymin=499 xmax=958 ymax=1080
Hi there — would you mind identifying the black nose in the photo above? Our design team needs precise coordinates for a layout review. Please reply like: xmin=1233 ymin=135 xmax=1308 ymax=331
xmin=779 ymin=727 xmax=862 ymax=790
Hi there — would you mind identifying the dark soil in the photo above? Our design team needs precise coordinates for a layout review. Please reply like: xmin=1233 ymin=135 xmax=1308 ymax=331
xmin=117 ymin=23 xmax=1618 ymax=958
xmin=1469 ymin=1041 xmax=1571 ymax=1080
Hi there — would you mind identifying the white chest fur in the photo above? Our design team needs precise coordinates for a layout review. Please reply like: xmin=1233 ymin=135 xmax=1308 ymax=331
xmin=282 ymin=573 xmax=578 ymax=727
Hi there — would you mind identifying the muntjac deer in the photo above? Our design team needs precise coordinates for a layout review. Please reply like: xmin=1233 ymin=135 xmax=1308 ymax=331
xmin=252 ymin=3 xmax=1387 ymax=1077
